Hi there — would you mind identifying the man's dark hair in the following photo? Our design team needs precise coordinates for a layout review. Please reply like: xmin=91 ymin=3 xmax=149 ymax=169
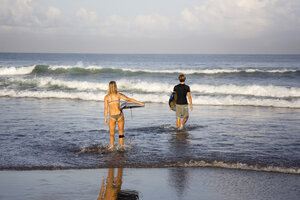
xmin=178 ymin=74 xmax=186 ymax=82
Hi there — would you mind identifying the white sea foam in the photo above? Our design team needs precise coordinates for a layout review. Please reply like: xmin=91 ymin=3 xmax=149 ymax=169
xmin=190 ymin=83 xmax=300 ymax=98
xmin=1 ymin=88 xmax=299 ymax=108
xmin=0 ymin=89 xmax=106 ymax=101
xmin=0 ymin=66 xmax=35 ymax=75
xmin=79 ymin=143 xmax=133 ymax=154
xmin=10 ymin=77 xmax=107 ymax=91
xmin=246 ymin=69 xmax=297 ymax=73
xmin=167 ymin=160 xmax=300 ymax=174
xmin=48 ymin=61 xmax=100 ymax=70
xmin=105 ymin=67 xmax=298 ymax=74
xmin=0 ymin=65 xmax=298 ymax=76
xmin=119 ymin=67 xmax=298 ymax=74
xmin=192 ymin=95 xmax=300 ymax=108
xmin=2 ymin=77 xmax=300 ymax=98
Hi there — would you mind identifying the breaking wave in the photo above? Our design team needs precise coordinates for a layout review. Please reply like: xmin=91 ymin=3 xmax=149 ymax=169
xmin=0 ymin=66 xmax=36 ymax=76
xmin=1 ymin=64 xmax=300 ymax=108
xmin=0 ymin=89 xmax=105 ymax=101
xmin=166 ymin=160 xmax=300 ymax=174
xmin=1 ymin=88 xmax=299 ymax=108
xmin=1 ymin=77 xmax=300 ymax=98
xmin=1 ymin=64 xmax=299 ymax=76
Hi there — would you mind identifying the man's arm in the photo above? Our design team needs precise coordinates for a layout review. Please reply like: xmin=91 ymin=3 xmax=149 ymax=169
xmin=187 ymin=92 xmax=193 ymax=111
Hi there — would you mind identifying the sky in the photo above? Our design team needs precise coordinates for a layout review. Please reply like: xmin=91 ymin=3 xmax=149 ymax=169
xmin=0 ymin=0 xmax=300 ymax=54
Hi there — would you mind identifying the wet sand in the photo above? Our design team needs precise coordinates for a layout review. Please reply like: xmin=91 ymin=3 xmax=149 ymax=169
xmin=0 ymin=167 xmax=299 ymax=200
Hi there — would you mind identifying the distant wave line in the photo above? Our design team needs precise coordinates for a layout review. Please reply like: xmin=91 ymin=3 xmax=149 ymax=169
xmin=2 ymin=77 xmax=300 ymax=98
xmin=0 ymin=65 xmax=299 ymax=76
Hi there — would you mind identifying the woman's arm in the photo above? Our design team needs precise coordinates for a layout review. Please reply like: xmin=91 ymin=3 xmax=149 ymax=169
xmin=119 ymin=93 xmax=145 ymax=106
xmin=104 ymin=95 xmax=108 ymax=125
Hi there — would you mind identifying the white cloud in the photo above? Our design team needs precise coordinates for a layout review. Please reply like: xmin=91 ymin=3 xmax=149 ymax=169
xmin=47 ymin=6 xmax=61 ymax=19
xmin=111 ymin=14 xmax=169 ymax=38
xmin=181 ymin=0 xmax=300 ymax=38
xmin=76 ymin=8 xmax=98 ymax=23
xmin=135 ymin=14 xmax=169 ymax=30
xmin=181 ymin=8 xmax=200 ymax=28
xmin=0 ymin=0 xmax=63 ymax=29
xmin=100 ymin=15 xmax=130 ymax=36
xmin=1 ymin=0 xmax=299 ymax=53
xmin=0 ymin=0 xmax=39 ymax=26
xmin=106 ymin=15 xmax=127 ymax=26
xmin=97 ymin=14 xmax=170 ymax=38
xmin=0 ymin=1 xmax=170 ymax=38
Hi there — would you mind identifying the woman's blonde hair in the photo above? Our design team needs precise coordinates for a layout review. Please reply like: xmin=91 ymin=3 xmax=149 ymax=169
xmin=108 ymin=81 xmax=117 ymax=94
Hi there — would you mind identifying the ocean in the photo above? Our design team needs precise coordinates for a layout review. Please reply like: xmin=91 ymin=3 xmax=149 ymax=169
xmin=0 ymin=53 xmax=299 ymax=174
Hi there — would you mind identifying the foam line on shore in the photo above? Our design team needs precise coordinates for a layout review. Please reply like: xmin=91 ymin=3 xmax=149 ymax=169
xmin=166 ymin=160 xmax=300 ymax=174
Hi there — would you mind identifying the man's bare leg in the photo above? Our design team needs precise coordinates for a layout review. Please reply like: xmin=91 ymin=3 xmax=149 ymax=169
xmin=176 ymin=118 xmax=181 ymax=128
xmin=178 ymin=117 xmax=188 ymax=129
xmin=182 ymin=117 xmax=188 ymax=126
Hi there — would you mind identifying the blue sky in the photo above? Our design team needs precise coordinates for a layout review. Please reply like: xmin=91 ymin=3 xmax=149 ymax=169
xmin=0 ymin=0 xmax=300 ymax=54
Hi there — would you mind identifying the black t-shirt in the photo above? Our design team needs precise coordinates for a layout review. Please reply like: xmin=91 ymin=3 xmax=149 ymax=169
xmin=173 ymin=84 xmax=190 ymax=105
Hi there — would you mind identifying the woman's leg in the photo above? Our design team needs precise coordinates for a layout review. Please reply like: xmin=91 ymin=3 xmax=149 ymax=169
xmin=109 ymin=118 xmax=117 ymax=149
xmin=118 ymin=115 xmax=125 ymax=146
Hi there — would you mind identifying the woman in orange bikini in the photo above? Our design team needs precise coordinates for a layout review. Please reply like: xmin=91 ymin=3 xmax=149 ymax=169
xmin=104 ymin=81 xmax=144 ymax=149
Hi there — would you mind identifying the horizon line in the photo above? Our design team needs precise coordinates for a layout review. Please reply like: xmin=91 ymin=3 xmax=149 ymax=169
xmin=1 ymin=51 xmax=300 ymax=56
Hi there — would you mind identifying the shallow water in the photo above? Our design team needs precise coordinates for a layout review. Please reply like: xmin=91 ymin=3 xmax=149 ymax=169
xmin=1 ymin=97 xmax=299 ymax=173
xmin=0 ymin=53 xmax=299 ymax=173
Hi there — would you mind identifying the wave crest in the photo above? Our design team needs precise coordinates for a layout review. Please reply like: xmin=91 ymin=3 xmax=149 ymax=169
xmin=1 ymin=65 xmax=299 ymax=76
xmin=0 ymin=66 xmax=35 ymax=75
xmin=2 ymin=77 xmax=300 ymax=98
xmin=167 ymin=160 xmax=300 ymax=174
xmin=1 ymin=88 xmax=299 ymax=108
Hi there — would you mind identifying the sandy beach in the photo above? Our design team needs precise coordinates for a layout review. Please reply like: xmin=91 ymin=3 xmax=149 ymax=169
xmin=0 ymin=167 xmax=299 ymax=200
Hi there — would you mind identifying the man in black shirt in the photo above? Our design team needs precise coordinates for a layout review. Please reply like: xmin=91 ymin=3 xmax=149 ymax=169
xmin=173 ymin=74 xmax=193 ymax=130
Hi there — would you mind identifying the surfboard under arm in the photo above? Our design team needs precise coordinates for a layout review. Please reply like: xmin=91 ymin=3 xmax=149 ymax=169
xmin=120 ymin=102 xmax=143 ymax=110
xmin=169 ymin=92 xmax=177 ymax=111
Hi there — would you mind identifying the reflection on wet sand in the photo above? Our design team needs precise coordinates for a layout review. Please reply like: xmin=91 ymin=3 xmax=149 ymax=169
xmin=169 ymin=167 xmax=189 ymax=198
xmin=168 ymin=130 xmax=191 ymax=198
xmin=98 ymin=168 xmax=139 ymax=200
xmin=169 ymin=129 xmax=191 ymax=156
